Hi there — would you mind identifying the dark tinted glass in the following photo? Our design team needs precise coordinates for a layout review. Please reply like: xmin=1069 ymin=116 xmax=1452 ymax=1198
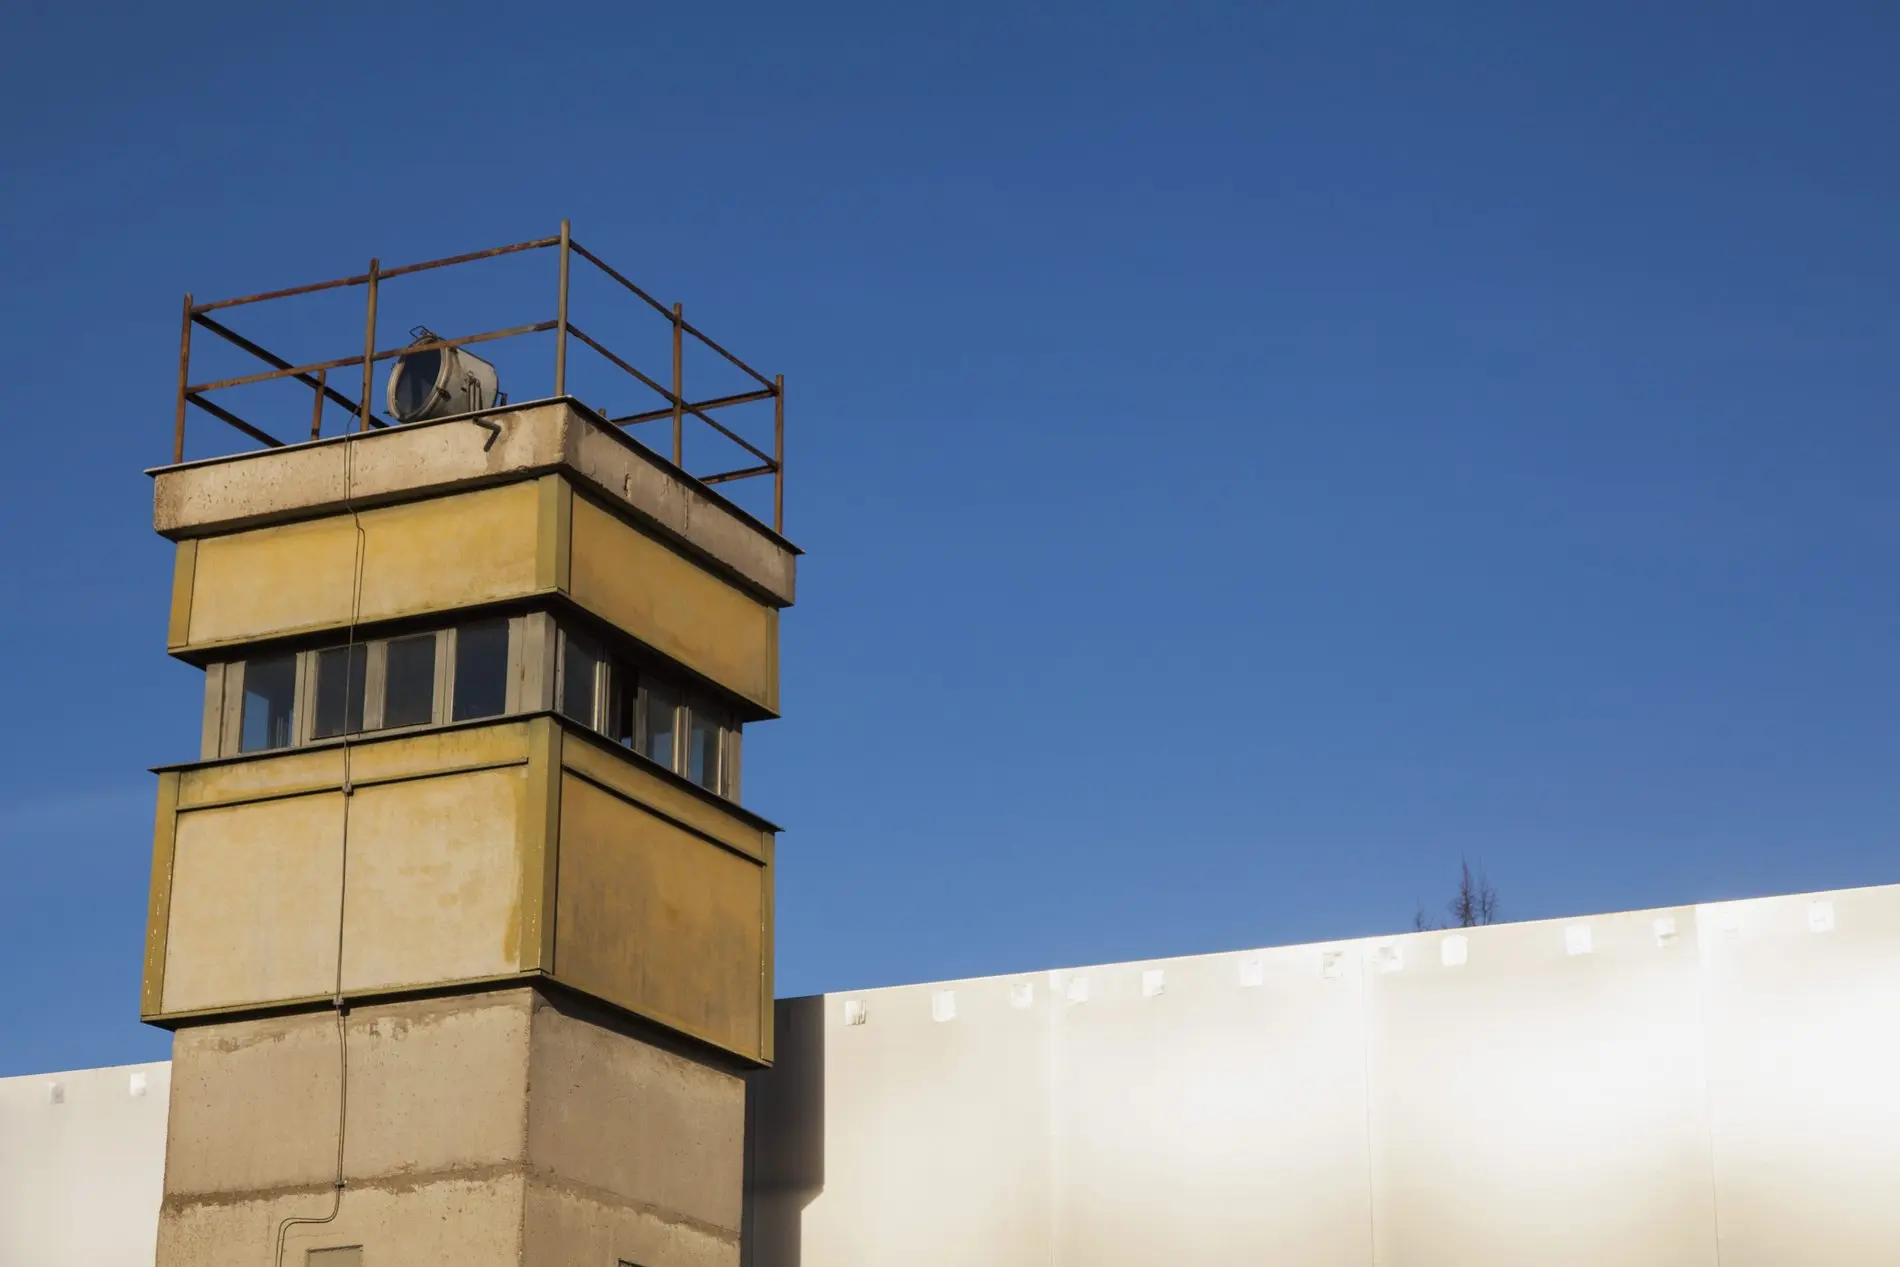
xmin=642 ymin=683 xmax=676 ymax=771
xmin=686 ymin=709 xmax=722 ymax=792
xmin=609 ymin=663 xmax=638 ymax=747
xmin=561 ymin=636 xmax=602 ymax=727
xmin=239 ymin=654 xmax=297 ymax=752
xmin=382 ymin=634 xmax=436 ymax=728
xmin=451 ymin=620 xmax=510 ymax=721
xmin=392 ymin=348 xmax=443 ymax=419
xmin=312 ymin=644 xmax=367 ymax=739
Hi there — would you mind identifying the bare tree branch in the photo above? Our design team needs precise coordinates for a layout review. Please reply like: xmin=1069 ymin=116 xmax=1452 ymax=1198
xmin=1442 ymin=856 xmax=1501 ymax=928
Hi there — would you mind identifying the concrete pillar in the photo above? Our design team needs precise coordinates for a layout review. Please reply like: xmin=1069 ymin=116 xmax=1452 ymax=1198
xmin=158 ymin=988 xmax=746 ymax=1267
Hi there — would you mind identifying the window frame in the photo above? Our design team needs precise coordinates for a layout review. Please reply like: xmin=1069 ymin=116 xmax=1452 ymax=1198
xmin=204 ymin=615 xmax=744 ymax=801
xmin=229 ymin=651 xmax=299 ymax=755
xmin=553 ymin=622 xmax=742 ymax=800
xmin=214 ymin=618 xmax=524 ymax=758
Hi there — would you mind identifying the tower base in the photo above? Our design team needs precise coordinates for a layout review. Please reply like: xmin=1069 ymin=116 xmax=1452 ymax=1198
xmin=155 ymin=987 xmax=746 ymax=1266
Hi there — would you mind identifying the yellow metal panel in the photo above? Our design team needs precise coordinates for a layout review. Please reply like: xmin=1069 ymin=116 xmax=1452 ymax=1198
xmin=142 ymin=772 xmax=181 ymax=1017
xmin=567 ymin=493 xmax=779 ymax=713
xmin=180 ymin=747 xmax=347 ymax=808
xmin=559 ymin=735 xmax=769 ymax=863
xmin=759 ymin=833 xmax=776 ymax=1064
xmin=187 ymin=514 xmax=358 ymax=646
xmin=181 ymin=482 xmax=544 ymax=649
xmin=167 ymin=541 xmax=197 ymax=651
xmin=162 ymin=792 xmax=345 ymax=1014
xmin=339 ymin=766 xmax=530 ymax=994
xmin=357 ymin=482 xmax=542 ymax=624
xmin=517 ymin=716 xmax=564 ymax=974
xmin=555 ymin=774 xmax=767 ymax=1062
xmin=341 ymin=721 xmax=532 ymax=786
xmin=176 ymin=721 xmax=532 ymax=810
xmin=536 ymin=474 xmax=572 ymax=593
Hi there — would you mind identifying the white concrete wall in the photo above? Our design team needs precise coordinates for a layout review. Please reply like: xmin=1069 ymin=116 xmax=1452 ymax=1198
xmin=7 ymin=884 xmax=1898 ymax=1267
xmin=745 ymin=883 xmax=1900 ymax=1267
xmin=0 ymin=1061 xmax=170 ymax=1267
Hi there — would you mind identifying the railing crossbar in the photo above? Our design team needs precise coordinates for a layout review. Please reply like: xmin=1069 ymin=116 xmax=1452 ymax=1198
xmin=173 ymin=224 xmax=784 ymax=532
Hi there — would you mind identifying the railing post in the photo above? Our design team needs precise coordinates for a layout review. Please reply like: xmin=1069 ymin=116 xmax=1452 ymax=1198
xmin=555 ymin=219 xmax=571 ymax=396
xmin=174 ymin=293 xmax=194 ymax=464
xmin=671 ymin=302 xmax=684 ymax=467
xmin=311 ymin=368 xmax=328 ymax=442
xmin=774 ymin=374 xmax=785 ymax=534
xmin=359 ymin=259 xmax=380 ymax=433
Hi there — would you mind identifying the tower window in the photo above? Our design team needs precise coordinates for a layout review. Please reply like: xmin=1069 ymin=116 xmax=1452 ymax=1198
xmin=382 ymin=633 xmax=437 ymax=729
xmin=561 ymin=633 xmax=605 ymax=726
xmin=217 ymin=618 xmax=521 ymax=757
xmin=686 ymin=707 xmax=723 ymax=792
xmin=642 ymin=680 xmax=679 ymax=773
xmin=452 ymin=619 xmax=510 ymax=721
xmin=551 ymin=622 xmax=740 ymax=799
xmin=209 ymin=617 xmax=737 ymax=803
xmin=238 ymin=654 xmax=297 ymax=753
xmin=311 ymin=644 xmax=367 ymax=739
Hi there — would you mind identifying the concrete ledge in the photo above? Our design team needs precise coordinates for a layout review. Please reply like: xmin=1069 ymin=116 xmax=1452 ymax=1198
xmin=152 ymin=399 xmax=797 ymax=608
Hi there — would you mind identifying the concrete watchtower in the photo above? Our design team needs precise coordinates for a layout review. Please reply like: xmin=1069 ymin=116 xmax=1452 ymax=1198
xmin=143 ymin=226 xmax=794 ymax=1266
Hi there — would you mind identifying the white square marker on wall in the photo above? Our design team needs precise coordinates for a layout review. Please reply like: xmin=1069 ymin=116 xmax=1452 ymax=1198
xmin=1065 ymin=976 xmax=1090 ymax=1004
xmin=1808 ymin=900 xmax=1835 ymax=933
xmin=1320 ymin=951 xmax=1345 ymax=980
xmin=1237 ymin=955 xmax=1265 ymax=987
xmin=47 ymin=1082 xmax=64 ymax=1105
xmin=1653 ymin=916 xmax=1679 ymax=947
xmin=931 ymin=990 xmax=957 ymax=1022
xmin=1372 ymin=944 xmax=1403 ymax=974
xmin=129 ymin=1072 xmax=148 ymax=1097
xmin=1141 ymin=969 xmax=1166 ymax=998
xmin=1009 ymin=981 xmax=1035 ymax=1009
xmin=1565 ymin=925 xmax=1593 ymax=956
xmin=842 ymin=999 xmax=868 ymax=1026
xmin=1440 ymin=935 xmax=1468 ymax=967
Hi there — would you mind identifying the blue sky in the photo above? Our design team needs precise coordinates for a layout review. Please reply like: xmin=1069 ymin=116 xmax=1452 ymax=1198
xmin=1 ymin=3 xmax=1896 ymax=1076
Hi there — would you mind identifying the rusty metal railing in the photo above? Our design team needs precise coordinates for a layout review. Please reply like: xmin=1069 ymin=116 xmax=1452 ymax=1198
xmin=172 ymin=220 xmax=787 ymax=533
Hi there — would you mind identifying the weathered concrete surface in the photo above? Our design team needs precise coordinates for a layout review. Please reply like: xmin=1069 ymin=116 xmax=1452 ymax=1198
xmin=527 ymin=991 xmax=748 ymax=1237
xmin=158 ymin=988 xmax=745 ymax=1267
xmin=555 ymin=772 xmax=769 ymax=1063
xmin=166 ymin=469 xmax=782 ymax=715
xmin=178 ymin=480 xmax=544 ymax=651
xmin=153 ymin=400 xmax=796 ymax=607
xmin=568 ymin=491 xmax=780 ymax=713
xmin=147 ymin=719 xmax=779 ymax=1067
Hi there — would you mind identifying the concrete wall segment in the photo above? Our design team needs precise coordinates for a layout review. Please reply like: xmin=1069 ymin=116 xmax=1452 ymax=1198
xmin=149 ymin=989 xmax=744 ymax=1267
xmin=526 ymin=992 xmax=749 ymax=1237
xmin=0 ymin=1062 xmax=170 ymax=1267
xmin=177 ymin=479 xmax=544 ymax=652
xmin=43 ymin=885 xmax=1900 ymax=1264
xmin=145 ymin=719 xmax=775 ymax=1069
xmin=554 ymin=773 xmax=770 ymax=1064
xmin=162 ymin=998 xmax=531 ymax=1199
xmin=158 ymin=1173 xmax=528 ymax=1267
xmin=747 ymin=881 xmax=1900 ymax=1267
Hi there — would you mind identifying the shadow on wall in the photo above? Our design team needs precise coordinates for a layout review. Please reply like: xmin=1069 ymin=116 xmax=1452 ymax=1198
xmin=742 ymin=996 xmax=827 ymax=1267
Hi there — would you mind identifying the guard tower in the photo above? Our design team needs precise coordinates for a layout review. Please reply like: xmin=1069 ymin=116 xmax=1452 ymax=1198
xmin=142 ymin=225 xmax=794 ymax=1266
